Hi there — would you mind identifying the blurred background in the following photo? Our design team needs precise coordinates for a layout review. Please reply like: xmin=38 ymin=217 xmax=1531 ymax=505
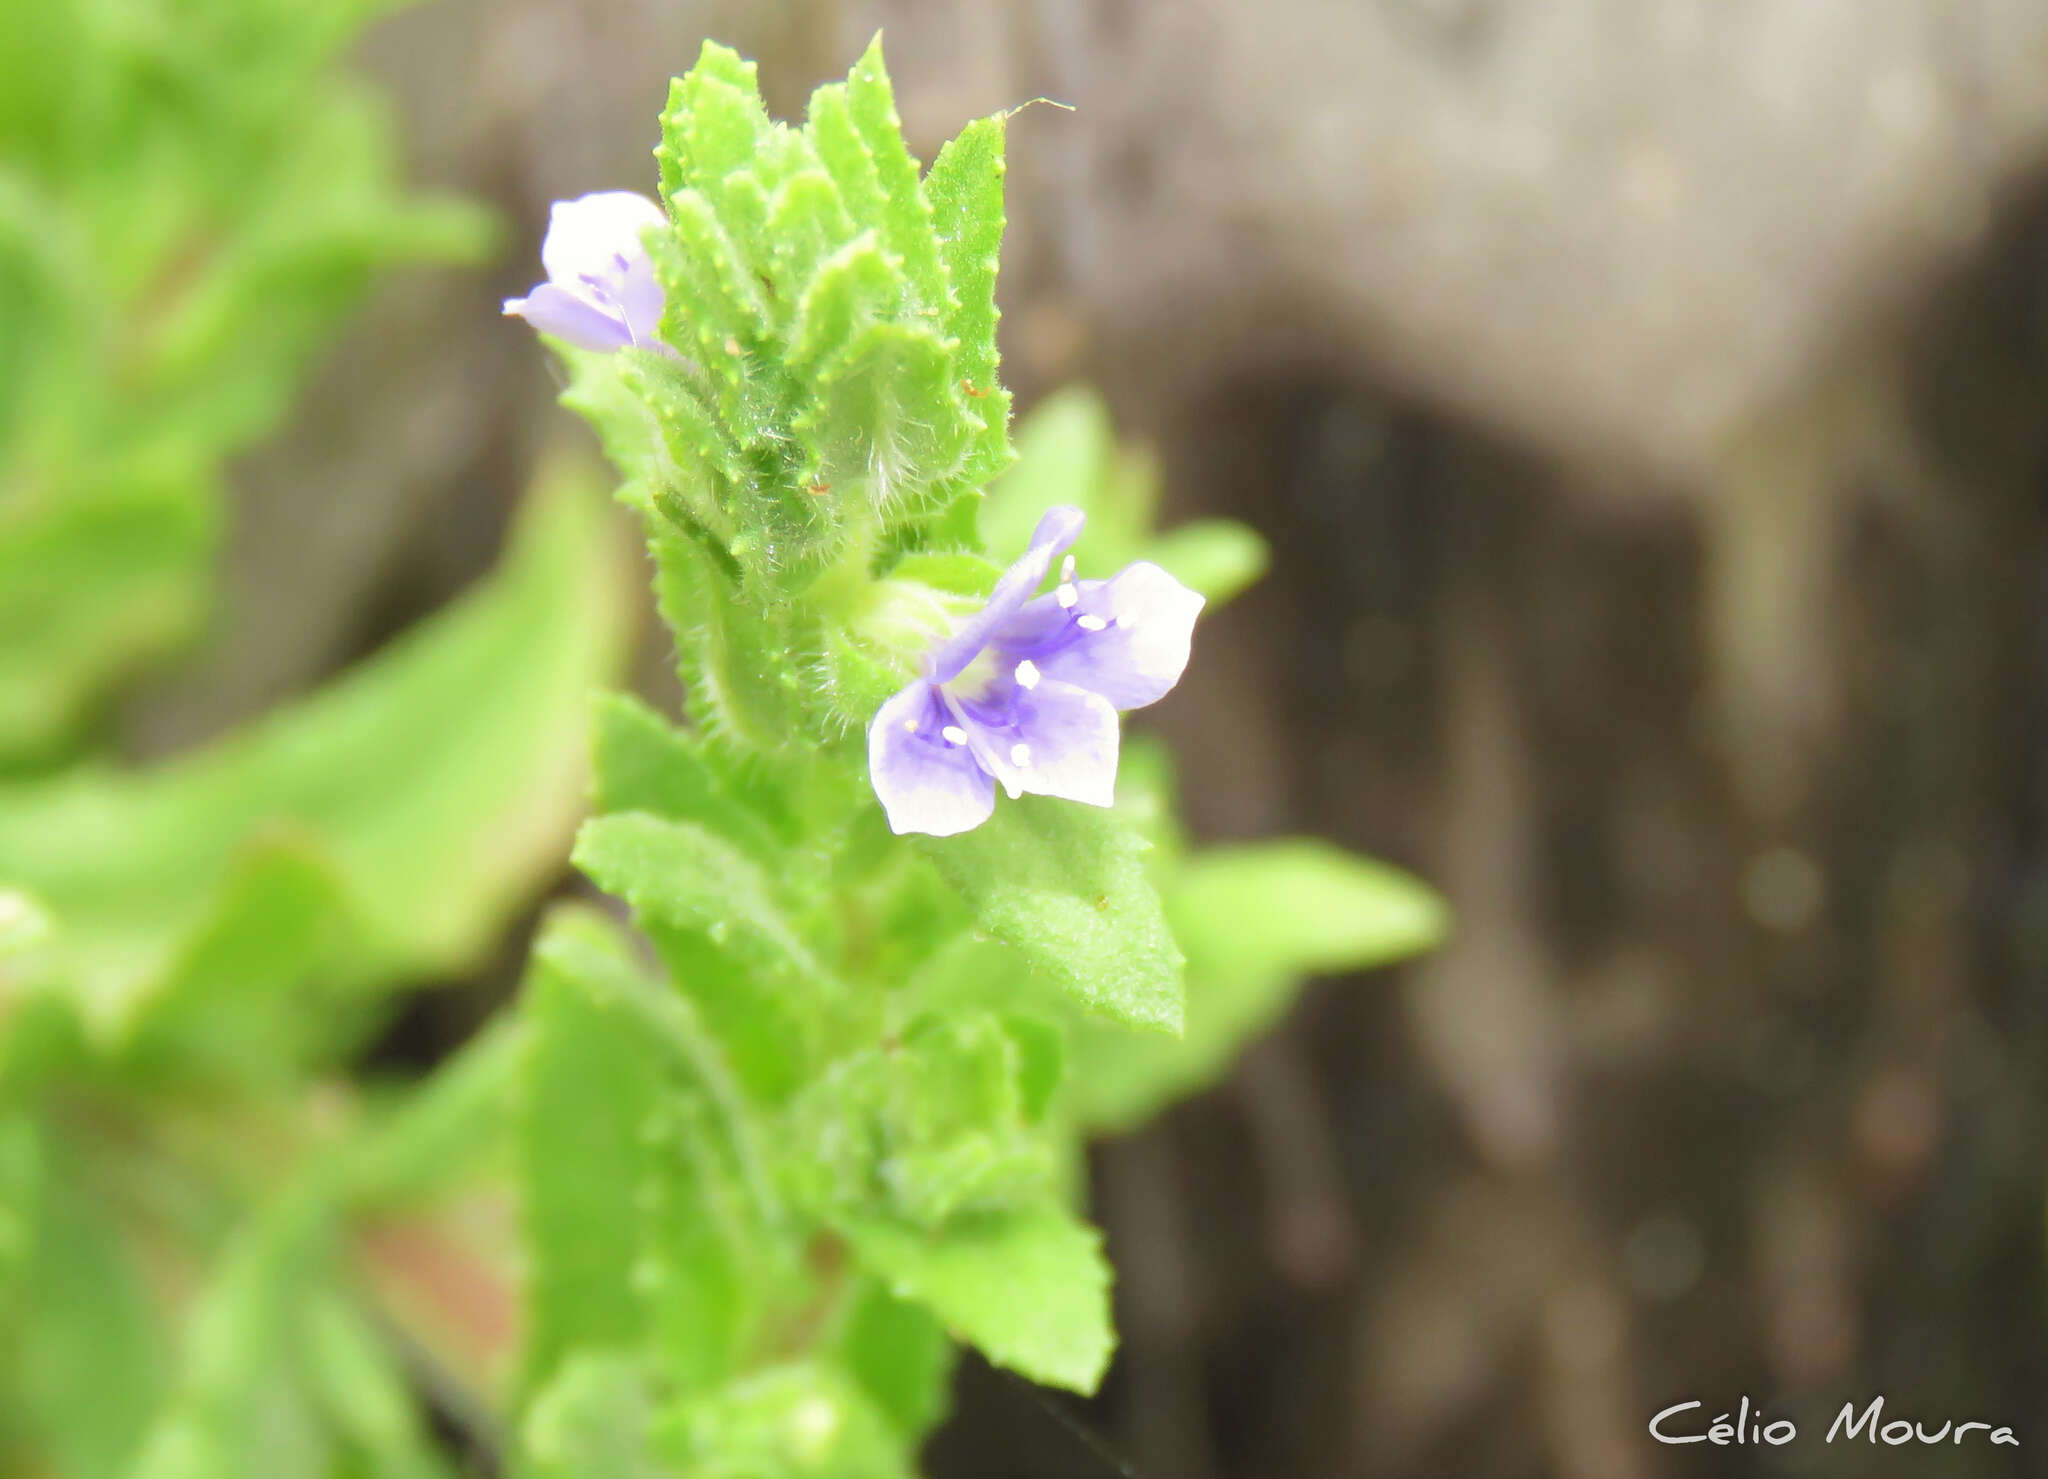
xmin=96 ymin=0 xmax=2048 ymax=1475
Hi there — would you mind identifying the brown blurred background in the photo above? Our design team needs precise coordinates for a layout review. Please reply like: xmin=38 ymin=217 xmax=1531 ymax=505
xmin=132 ymin=2 xmax=2048 ymax=1474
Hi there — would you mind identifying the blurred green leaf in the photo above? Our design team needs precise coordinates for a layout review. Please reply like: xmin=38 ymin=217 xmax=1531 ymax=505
xmin=1070 ymin=841 xmax=1447 ymax=1131
xmin=301 ymin=1292 xmax=457 ymax=1479
xmin=828 ymin=1280 xmax=953 ymax=1441
xmin=128 ymin=1181 xmax=329 ymax=1479
xmin=342 ymin=1018 xmax=526 ymax=1210
xmin=1169 ymin=840 xmax=1448 ymax=986
xmin=0 ymin=1131 xmax=162 ymax=1479
xmin=981 ymin=385 xmax=1268 ymax=609
xmin=0 ymin=0 xmax=495 ymax=762
xmin=1142 ymin=518 xmax=1269 ymax=605
xmin=979 ymin=386 xmax=1122 ymax=564
xmin=0 ymin=469 xmax=633 ymax=1069
xmin=840 ymin=1208 xmax=1112 ymax=1395
xmin=655 ymin=1361 xmax=913 ymax=1479
xmin=0 ymin=477 xmax=217 ymax=766
xmin=519 ymin=1352 xmax=676 ymax=1479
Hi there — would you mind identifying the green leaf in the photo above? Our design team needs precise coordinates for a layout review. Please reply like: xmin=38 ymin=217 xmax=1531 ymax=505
xmin=0 ymin=885 xmax=52 ymax=961
xmin=519 ymin=1352 xmax=676 ymax=1479
xmin=518 ymin=919 xmax=664 ymax=1393
xmin=644 ymin=524 xmax=811 ymax=756
xmin=2 ymin=1133 xmax=163 ymax=1479
xmin=789 ymin=238 xmax=904 ymax=382
xmin=841 ymin=1208 xmax=1113 ymax=1394
xmin=782 ymin=1013 xmax=1055 ymax=1229
xmin=0 ymin=476 xmax=215 ymax=766
xmin=660 ymin=191 xmax=773 ymax=366
xmin=829 ymin=1281 xmax=955 ymax=1440
xmin=1142 ymin=518 xmax=1269 ymax=606
xmin=672 ymin=68 xmax=777 ymax=227
xmin=1169 ymin=840 xmax=1448 ymax=987
xmin=881 ymin=551 xmax=1001 ymax=597
xmin=923 ymin=114 xmax=1012 ymax=485
xmin=121 ymin=839 xmax=357 ymax=1084
xmin=655 ymin=1362 xmax=913 ymax=1479
xmin=300 ymin=1292 xmax=456 ymax=1479
xmin=841 ymin=36 xmax=946 ymax=316
xmin=1069 ymin=841 xmax=1447 ymax=1131
xmin=802 ymin=321 xmax=975 ymax=519
xmin=518 ymin=907 xmax=783 ymax=1397
xmin=573 ymin=812 xmax=850 ymax=1100
xmin=0 ymin=467 xmax=634 ymax=1060
xmin=591 ymin=694 xmax=783 ymax=863
xmin=342 ymin=1018 xmax=526 ymax=1210
xmin=922 ymin=798 xmax=1184 ymax=1034
xmin=127 ymin=1181 xmax=332 ymax=1479
xmin=764 ymin=172 xmax=861 ymax=325
xmin=978 ymin=386 xmax=1121 ymax=566
xmin=0 ymin=0 xmax=494 ymax=767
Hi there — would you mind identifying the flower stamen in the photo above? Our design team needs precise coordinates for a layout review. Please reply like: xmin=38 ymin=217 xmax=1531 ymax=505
xmin=1014 ymin=659 xmax=1041 ymax=689
xmin=941 ymin=725 xmax=969 ymax=746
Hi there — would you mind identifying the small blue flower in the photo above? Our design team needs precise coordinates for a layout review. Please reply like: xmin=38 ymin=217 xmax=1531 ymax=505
xmin=503 ymin=191 xmax=668 ymax=352
xmin=868 ymin=507 xmax=1204 ymax=836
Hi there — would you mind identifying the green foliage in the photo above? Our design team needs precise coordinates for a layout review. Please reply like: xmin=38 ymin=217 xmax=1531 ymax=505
xmin=0 ymin=0 xmax=495 ymax=768
xmin=0 ymin=462 xmax=633 ymax=1477
xmin=0 ymin=471 xmax=634 ymax=1074
xmin=0 ymin=6 xmax=627 ymax=1469
xmin=0 ymin=0 xmax=651 ymax=1466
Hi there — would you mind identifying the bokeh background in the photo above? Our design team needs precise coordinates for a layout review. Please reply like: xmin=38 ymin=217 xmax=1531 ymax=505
xmin=117 ymin=1 xmax=2048 ymax=1475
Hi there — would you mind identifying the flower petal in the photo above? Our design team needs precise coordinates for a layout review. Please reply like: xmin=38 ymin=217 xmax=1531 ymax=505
xmin=948 ymin=678 xmax=1119 ymax=807
xmin=868 ymin=680 xmax=996 ymax=836
xmin=504 ymin=282 xmax=632 ymax=351
xmin=1001 ymin=561 xmax=1204 ymax=710
xmin=927 ymin=506 xmax=1087 ymax=684
xmin=615 ymin=254 xmax=667 ymax=346
xmin=539 ymin=191 xmax=668 ymax=287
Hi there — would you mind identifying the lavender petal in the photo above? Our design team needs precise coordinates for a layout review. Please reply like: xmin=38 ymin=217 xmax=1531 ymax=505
xmin=949 ymin=677 xmax=1119 ymax=807
xmin=1007 ymin=560 xmax=1204 ymax=710
xmin=503 ymin=282 xmax=633 ymax=352
xmin=539 ymin=191 xmax=668 ymax=289
xmin=927 ymin=506 xmax=1087 ymax=684
xmin=868 ymin=680 xmax=996 ymax=836
xmin=617 ymin=255 xmax=668 ymax=346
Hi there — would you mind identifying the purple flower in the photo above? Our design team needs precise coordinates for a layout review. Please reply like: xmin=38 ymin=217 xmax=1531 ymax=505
xmin=868 ymin=507 xmax=1205 ymax=837
xmin=503 ymin=191 xmax=668 ymax=352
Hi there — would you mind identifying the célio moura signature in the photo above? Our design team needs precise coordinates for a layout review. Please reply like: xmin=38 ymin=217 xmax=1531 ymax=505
xmin=1651 ymin=1396 xmax=2017 ymax=1448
